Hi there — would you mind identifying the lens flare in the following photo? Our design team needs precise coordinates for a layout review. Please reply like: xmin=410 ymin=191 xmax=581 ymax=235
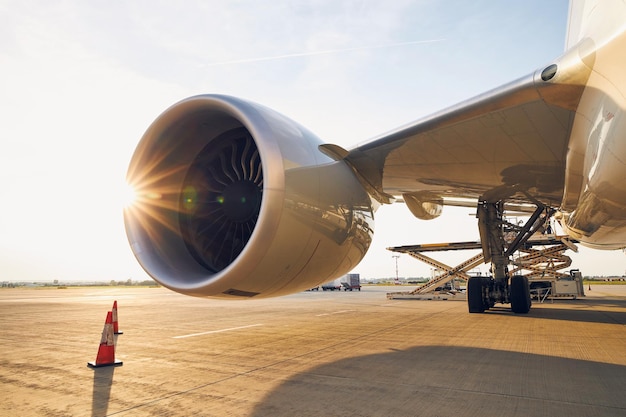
xmin=121 ymin=182 xmax=138 ymax=208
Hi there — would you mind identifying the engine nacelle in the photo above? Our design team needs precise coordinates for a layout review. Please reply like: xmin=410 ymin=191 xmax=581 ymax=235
xmin=125 ymin=95 xmax=374 ymax=298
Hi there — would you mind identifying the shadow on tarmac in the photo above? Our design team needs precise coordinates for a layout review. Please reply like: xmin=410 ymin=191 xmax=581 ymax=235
xmin=90 ymin=332 xmax=120 ymax=417
xmin=91 ymin=366 xmax=114 ymax=417
xmin=251 ymin=345 xmax=626 ymax=417
xmin=531 ymin=305 xmax=626 ymax=325
xmin=484 ymin=297 xmax=626 ymax=325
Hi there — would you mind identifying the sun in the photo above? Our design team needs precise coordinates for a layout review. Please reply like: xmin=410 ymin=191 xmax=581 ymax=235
xmin=120 ymin=181 xmax=137 ymax=209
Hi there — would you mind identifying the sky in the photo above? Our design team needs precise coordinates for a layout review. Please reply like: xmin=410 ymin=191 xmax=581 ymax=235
xmin=1 ymin=0 xmax=624 ymax=283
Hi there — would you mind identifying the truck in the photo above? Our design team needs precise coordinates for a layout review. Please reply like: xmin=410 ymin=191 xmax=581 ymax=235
xmin=321 ymin=278 xmax=342 ymax=291
xmin=341 ymin=274 xmax=361 ymax=291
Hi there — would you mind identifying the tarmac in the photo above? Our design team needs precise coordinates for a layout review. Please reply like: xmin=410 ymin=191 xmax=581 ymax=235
xmin=1 ymin=284 xmax=625 ymax=417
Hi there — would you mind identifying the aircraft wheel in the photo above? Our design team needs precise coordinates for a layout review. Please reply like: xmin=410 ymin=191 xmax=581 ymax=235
xmin=482 ymin=277 xmax=495 ymax=309
xmin=510 ymin=275 xmax=531 ymax=314
xmin=467 ymin=277 xmax=485 ymax=313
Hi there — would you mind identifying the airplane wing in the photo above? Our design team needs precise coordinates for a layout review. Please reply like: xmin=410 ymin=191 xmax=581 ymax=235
xmin=340 ymin=50 xmax=591 ymax=209
xmin=125 ymin=0 xmax=626 ymax=314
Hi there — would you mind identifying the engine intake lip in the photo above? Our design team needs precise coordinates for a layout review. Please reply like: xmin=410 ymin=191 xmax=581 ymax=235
xmin=125 ymin=95 xmax=286 ymax=294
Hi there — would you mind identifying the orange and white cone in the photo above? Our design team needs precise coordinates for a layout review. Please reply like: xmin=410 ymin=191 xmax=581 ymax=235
xmin=88 ymin=311 xmax=123 ymax=368
xmin=112 ymin=300 xmax=123 ymax=335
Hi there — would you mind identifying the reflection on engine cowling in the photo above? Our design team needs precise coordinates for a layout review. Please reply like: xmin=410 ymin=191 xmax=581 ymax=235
xmin=124 ymin=94 xmax=375 ymax=298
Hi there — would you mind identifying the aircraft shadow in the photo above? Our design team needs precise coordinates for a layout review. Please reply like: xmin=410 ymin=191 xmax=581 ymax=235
xmin=251 ymin=345 xmax=626 ymax=417
xmin=485 ymin=297 xmax=626 ymax=325
xmin=532 ymin=306 xmax=626 ymax=325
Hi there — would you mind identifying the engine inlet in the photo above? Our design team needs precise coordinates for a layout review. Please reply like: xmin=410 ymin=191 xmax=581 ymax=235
xmin=180 ymin=127 xmax=263 ymax=272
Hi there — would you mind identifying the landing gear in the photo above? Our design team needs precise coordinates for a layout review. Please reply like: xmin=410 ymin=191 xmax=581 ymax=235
xmin=388 ymin=196 xmax=559 ymax=315
xmin=467 ymin=277 xmax=495 ymax=313
xmin=467 ymin=198 xmax=551 ymax=314
xmin=510 ymin=275 xmax=531 ymax=314
xmin=468 ymin=275 xmax=531 ymax=314
xmin=467 ymin=277 xmax=486 ymax=313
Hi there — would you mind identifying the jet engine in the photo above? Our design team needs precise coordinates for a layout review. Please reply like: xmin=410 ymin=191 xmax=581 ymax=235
xmin=124 ymin=95 xmax=375 ymax=298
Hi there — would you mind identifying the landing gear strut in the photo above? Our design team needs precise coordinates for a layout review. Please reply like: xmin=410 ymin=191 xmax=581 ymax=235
xmin=468 ymin=199 xmax=549 ymax=314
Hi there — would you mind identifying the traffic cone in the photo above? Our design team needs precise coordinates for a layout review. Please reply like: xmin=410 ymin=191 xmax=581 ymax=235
xmin=88 ymin=311 xmax=123 ymax=368
xmin=112 ymin=300 xmax=123 ymax=335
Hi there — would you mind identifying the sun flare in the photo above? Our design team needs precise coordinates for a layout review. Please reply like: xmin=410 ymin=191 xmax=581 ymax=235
xmin=121 ymin=182 xmax=137 ymax=208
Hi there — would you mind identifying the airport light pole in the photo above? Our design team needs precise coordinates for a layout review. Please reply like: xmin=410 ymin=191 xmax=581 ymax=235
xmin=392 ymin=255 xmax=400 ymax=283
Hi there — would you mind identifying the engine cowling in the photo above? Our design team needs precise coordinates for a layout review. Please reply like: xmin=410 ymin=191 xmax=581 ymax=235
xmin=124 ymin=95 xmax=375 ymax=298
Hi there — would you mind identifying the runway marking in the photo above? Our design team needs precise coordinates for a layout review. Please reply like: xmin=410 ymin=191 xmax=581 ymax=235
xmin=172 ymin=324 xmax=263 ymax=339
xmin=316 ymin=309 xmax=355 ymax=317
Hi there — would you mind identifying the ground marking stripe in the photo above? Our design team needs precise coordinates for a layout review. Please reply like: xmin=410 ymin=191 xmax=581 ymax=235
xmin=316 ymin=309 xmax=355 ymax=317
xmin=173 ymin=324 xmax=263 ymax=339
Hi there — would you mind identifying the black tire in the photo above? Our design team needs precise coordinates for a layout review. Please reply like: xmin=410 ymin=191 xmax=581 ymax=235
xmin=467 ymin=277 xmax=485 ymax=313
xmin=510 ymin=275 xmax=531 ymax=314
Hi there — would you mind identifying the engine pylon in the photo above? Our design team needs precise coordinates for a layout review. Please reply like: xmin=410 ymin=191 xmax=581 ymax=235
xmin=88 ymin=311 xmax=123 ymax=368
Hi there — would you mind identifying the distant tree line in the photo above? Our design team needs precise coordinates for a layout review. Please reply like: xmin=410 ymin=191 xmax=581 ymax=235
xmin=1 ymin=279 xmax=159 ymax=288
xmin=109 ymin=279 xmax=159 ymax=286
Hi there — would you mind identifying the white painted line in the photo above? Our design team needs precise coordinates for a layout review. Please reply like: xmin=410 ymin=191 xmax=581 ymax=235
xmin=172 ymin=324 xmax=263 ymax=339
xmin=315 ymin=309 xmax=355 ymax=317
